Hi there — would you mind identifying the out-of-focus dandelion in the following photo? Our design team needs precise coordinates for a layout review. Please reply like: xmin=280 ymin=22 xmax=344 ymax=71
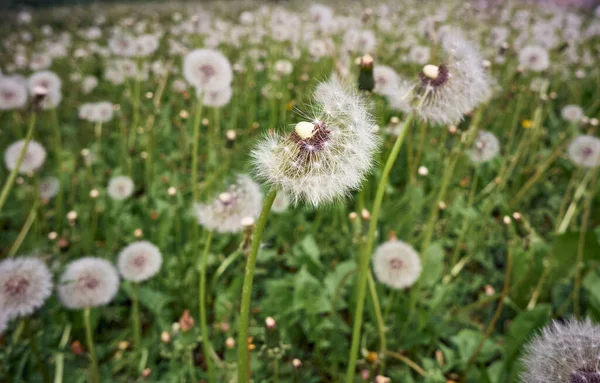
xmin=372 ymin=240 xmax=422 ymax=289
xmin=0 ymin=257 xmax=53 ymax=319
xmin=117 ymin=241 xmax=162 ymax=282
xmin=4 ymin=140 xmax=46 ymax=174
xmin=567 ymin=135 xmax=600 ymax=168
xmin=468 ymin=131 xmax=500 ymax=163
xmin=58 ymin=257 xmax=119 ymax=309
xmin=561 ymin=104 xmax=584 ymax=123
xmin=107 ymin=176 xmax=135 ymax=201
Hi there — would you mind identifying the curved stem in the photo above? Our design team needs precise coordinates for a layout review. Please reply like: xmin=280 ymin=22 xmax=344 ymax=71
xmin=191 ymin=96 xmax=204 ymax=203
xmin=7 ymin=200 xmax=38 ymax=257
xmin=83 ymin=308 xmax=99 ymax=383
xmin=237 ymin=188 xmax=278 ymax=383
xmin=0 ymin=112 xmax=36 ymax=213
xmin=383 ymin=351 xmax=428 ymax=377
xmin=199 ymin=230 xmax=215 ymax=383
xmin=345 ymin=114 xmax=413 ymax=383
xmin=367 ymin=273 xmax=387 ymax=372
xmin=25 ymin=318 xmax=50 ymax=383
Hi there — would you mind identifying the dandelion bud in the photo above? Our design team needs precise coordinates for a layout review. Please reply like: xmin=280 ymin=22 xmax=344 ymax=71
xmin=48 ymin=231 xmax=57 ymax=240
xmin=375 ymin=376 xmax=391 ymax=383
xmin=134 ymin=228 xmax=143 ymax=238
xmin=118 ymin=341 xmax=129 ymax=350
xmin=160 ymin=331 xmax=170 ymax=343
xmin=90 ymin=189 xmax=99 ymax=198
xmin=225 ymin=337 xmax=235 ymax=349
xmin=361 ymin=370 xmax=370 ymax=380
xmin=202 ymin=118 xmax=209 ymax=126
xmin=512 ymin=212 xmax=522 ymax=221
xmin=171 ymin=322 xmax=180 ymax=334
xmin=418 ymin=166 xmax=429 ymax=176
xmin=361 ymin=209 xmax=371 ymax=221
xmin=179 ymin=110 xmax=189 ymax=119
xmin=264 ymin=316 xmax=280 ymax=349
xmin=390 ymin=116 xmax=400 ymax=124
xmin=358 ymin=54 xmax=375 ymax=92
xmin=167 ymin=186 xmax=177 ymax=196
xmin=448 ymin=125 xmax=458 ymax=134
xmin=292 ymin=358 xmax=302 ymax=368
xmin=145 ymin=92 xmax=153 ymax=99
xmin=67 ymin=211 xmax=77 ymax=221
xmin=591 ymin=118 xmax=599 ymax=127
xmin=503 ymin=216 xmax=512 ymax=225
xmin=220 ymin=322 xmax=230 ymax=332
xmin=141 ymin=368 xmax=151 ymax=377
xmin=485 ymin=285 xmax=495 ymax=295
xmin=438 ymin=201 xmax=447 ymax=210
xmin=265 ymin=316 xmax=276 ymax=329
xmin=71 ymin=340 xmax=84 ymax=355
xmin=422 ymin=64 xmax=440 ymax=79
xmin=241 ymin=216 xmax=255 ymax=228
xmin=349 ymin=212 xmax=358 ymax=221
xmin=178 ymin=310 xmax=194 ymax=332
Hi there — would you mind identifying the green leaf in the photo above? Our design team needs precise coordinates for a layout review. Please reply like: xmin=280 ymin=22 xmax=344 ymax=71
xmin=420 ymin=243 xmax=444 ymax=287
xmin=451 ymin=329 xmax=500 ymax=365
xmin=503 ymin=304 xmax=551 ymax=370
xmin=293 ymin=267 xmax=331 ymax=314
xmin=300 ymin=235 xmax=322 ymax=268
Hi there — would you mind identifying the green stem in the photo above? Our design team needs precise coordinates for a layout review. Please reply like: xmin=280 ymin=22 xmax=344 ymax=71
xmin=84 ymin=308 xmax=100 ymax=383
xmin=367 ymin=273 xmax=387 ymax=372
xmin=191 ymin=96 xmax=204 ymax=203
xmin=53 ymin=324 xmax=71 ymax=383
xmin=132 ymin=282 xmax=141 ymax=350
xmin=237 ymin=188 xmax=278 ymax=383
xmin=25 ymin=318 xmax=50 ymax=383
xmin=345 ymin=114 xmax=413 ymax=383
xmin=0 ymin=112 xmax=36 ymax=213
xmin=7 ymin=200 xmax=39 ymax=257
xmin=50 ymin=108 xmax=64 ymax=231
xmin=199 ymin=230 xmax=215 ymax=383
xmin=556 ymin=170 xmax=594 ymax=234
xmin=273 ymin=358 xmax=280 ymax=383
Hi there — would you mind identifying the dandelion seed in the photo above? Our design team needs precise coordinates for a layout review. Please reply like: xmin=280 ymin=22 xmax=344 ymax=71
xmin=0 ymin=257 xmax=53 ymax=319
xmin=252 ymin=78 xmax=380 ymax=206
xmin=58 ymin=257 xmax=120 ymax=309
xmin=561 ymin=105 xmax=584 ymax=123
xmin=107 ymin=176 xmax=135 ymax=201
xmin=567 ymin=135 xmax=600 ymax=168
xmin=468 ymin=131 xmax=500 ymax=163
xmin=372 ymin=240 xmax=421 ymax=289
xmin=39 ymin=176 xmax=60 ymax=200
xmin=118 ymin=241 xmax=162 ymax=282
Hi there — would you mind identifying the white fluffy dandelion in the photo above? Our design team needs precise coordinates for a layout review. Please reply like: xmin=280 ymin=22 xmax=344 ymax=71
xmin=183 ymin=49 xmax=233 ymax=91
xmin=0 ymin=311 xmax=8 ymax=335
xmin=27 ymin=70 xmax=62 ymax=95
xmin=567 ymin=135 xmax=600 ymax=168
xmin=200 ymin=85 xmax=232 ymax=108
xmin=518 ymin=45 xmax=550 ymax=72
xmin=561 ymin=105 xmax=584 ymax=123
xmin=0 ymin=257 xmax=53 ymax=318
xmin=90 ymin=102 xmax=114 ymax=123
xmin=373 ymin=65 xmax=399 ymax=96
xmin=194 ymin=175 xmax=263 ymax=233
xmin=252 ymin=78 xmax=380 ymax=206
xmin=58 ymin=257 xmax=119 ymax=309
xmin=117 ymin=241 xmax=162 ymax=282
xmin=4 ymin=139 xmax=47 ymax=173
xmin=39 ymin=176 xmax=60 ymax=199
xmin=468 ymin=131 xmax=500 ymax=163
xmin=109 ymin=35 xmax=137 ymax=57
xmin=521 ymin=318 xmax=600 ymax=383
xmin=271 ymin=193 xmax=290 ymax=213
xmin=372 ymin=240 xmax=421 ymax=289
xmin=410 ymin=30 xmax=493 ymax=125
xmin=0 ymin=77 xmax=28 ymax=110
xmin=107 ymin=176 xmax=135 ymax=200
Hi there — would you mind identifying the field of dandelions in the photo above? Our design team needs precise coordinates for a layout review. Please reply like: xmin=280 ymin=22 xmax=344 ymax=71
xmin=1 ymin=1 xmax=600 ymax=382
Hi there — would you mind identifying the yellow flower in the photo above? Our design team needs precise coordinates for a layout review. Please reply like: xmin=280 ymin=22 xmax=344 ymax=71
xmin=522 ymin=119 xmax=533 ymax=129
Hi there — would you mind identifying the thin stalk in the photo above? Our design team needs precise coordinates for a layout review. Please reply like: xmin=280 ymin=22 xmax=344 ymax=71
xmin=345 ymin=114 xmax=413 ymax=383
xmin=25 ymin=318 xmax=50 ymax=383
xmin=50 ymin=108 xmax=64 ymax=231
xmin=273 ymin=358 xmax=280 ymax=383
xmin=237 ymin=188 xmax=278 ymax=383
xmin=191 ymin=96 xmax=204 ymax=203
xmin=383 ymin=351 xmax=428 ymax=377
xmin=53 ymin=324 xmax=71 ymax=383
xmin=556 ymin=169 xmax=594 ymax=234
xmin=199 ymin=230 xmax=216 ymax=383
xmin=7 ymin=200 xmax=39 ymax=257
xmin=84 ymin=308 xmax=100 ymax=383
xmin=573 ymin=169 xmax=598 ymax=317
xmin=132 ymin=282 xmax=141 ymax=350
xmin=367 ymin=273 xmax=387 ymax=372
xmin=0 ymin=112 xmax=36 ymax=212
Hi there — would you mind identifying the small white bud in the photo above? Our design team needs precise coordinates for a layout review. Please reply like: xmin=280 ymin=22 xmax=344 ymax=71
xmin=295 ymin=121 xmax=315 ymax=140
xmin=418 ymin=166 xmax=429 ymax=176
xmin=168 ymin=186 xmax=177 ymax=196
xmin=422 ymin=64 xmax=440 ymax=79
xmin=241 ymin=216 xmax=255 ymax=227
xmin=89 ymin=189 xmax=99 ymax=198
xmin=67 ymin=211 xmax=77 ymax=221
xmin=219 ymin=192 xmax=233 ymax=203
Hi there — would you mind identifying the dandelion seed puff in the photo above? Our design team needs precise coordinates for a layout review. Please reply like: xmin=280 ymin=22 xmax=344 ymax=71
xmin=567 ymin=135 xmax=600 ymax=169
xmin=58 ymin=257 xmax=119 ymax=309
xmin=561 ymin=105 xmax=584 ymax=123
xmin=183 ymin=49 xmax=233 ymax=91
xmin=4 ymin=139 xmax=47 ymax=173
xmin=372 ymin=240 xmax=421 ymax=289
xmin=468 ymin=131 xmax=500 ymax=163
xmin=118 ymin=241 xmax=162 ymax=282
xmin=271 ymin=193 xmax=290 ymax=213
xmin=521 ymin=318 xmax=600 ymax=383
xmin=135 ymin=34 xmax=160 ymax=57
xmin=0 ymin=311 xmax=9 ymax=335
xmin=39 ymin=176 xmax=60 ymax=200
xmin=0 ymin=257 xmax=53 ymax=319
xmin=274 ymin=60 xmax=293 ymax=76
xmin=109 ymin=35 xmax=137 ymax=57
xmin=29 ymin=54 xmax=52 ymax=71
xmin=89 ymin=101 xmax=114 ymax=123
xmin=39 ymin=89 xmax=62 ymax=110
xmin=27 ymin=70 xmax=62 ymax=95
xmin=200 ymin=85 xmax=232 ymax=108
xmin=308 ymin=39 xmax=329 ymax=59
xmin=107 ymin=176 xmax=135 ymax=201
xmin=518 ymin=45 xmax=550 ymax=72
xmin=407 ymin=45 xmax=431 ymax=65
xmin=252 ymin=78 xmax=380 ymax=206
xmin=82 ymin=76 xmax=98 ymax=94
xmin=0 ymin=77 xmax=28 ymax=110
xmin=373 ymin=65 xmax=399 ymax=96
xmin=410 ymin=29 xmax=493 ymax=125
xmin=194 ymin=175 xmax=263 ymax=233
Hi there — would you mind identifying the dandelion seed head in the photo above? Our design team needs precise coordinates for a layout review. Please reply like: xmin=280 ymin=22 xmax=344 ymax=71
xmin=518 ymin=45 xmax=550 ymax=72
xmin=183 ymin=49 xmax=233 ymax=91
xmin=521 ymin=318 xmax=600 ymax=383
xmin=372 ymin=240 xmax=421 ymax=289
xmin=561 ymin=105 xmax=584 ymax=123
xmin=194 ymin=175 xmax=263 ymax=233
xmin=0 ymin=77 xmax=28 ymax=110
xmin=0 ymin=257 xmax=53 ymax=319
xmin=39 ymin=176 xmax=60 ymax=200
xmin=27 ymin=70 xmax=62 ymax=95
xmin=107 ymin=176 xmax=135 ymax=201
xmin=468 ymin=130 xmax=500 ymax=163
xmin=4 ymin=139 xmax=47 ymax=174
xmin=118 ymin=241 xmax=162 ymax=282
xmin=568 ymin=135 xmax=600 ymax=168
xmin=58 ymin=257 xmax=120 ymax=309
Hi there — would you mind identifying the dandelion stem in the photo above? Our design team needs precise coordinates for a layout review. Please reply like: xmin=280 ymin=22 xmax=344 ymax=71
xmin=345 ymin=114 xmax=413 ymax=383
xmin=573 ymin=168 xmax=598 ymax=317
xmin=53 ymin=324 xmax=71 ymax=383
xmin=367 ymin=273 xmax=387 ymax=372
xmin=7 ymin=199 xmax=39 ymax=257
xmin=132 ymin=282 xmax=142 ymax=350
xmin=556 ymin=169 xmax=593 ymax=234
xmin=237 ymin=188 xmax=278 ymax=383
xmin=50 ymin=108 xmax=64 ymax=231
xmin=0 ymin=111 xmax=36 ymax=213
xmin=83 ymin=308 xmax=100 ymax=383
xmin=191 ymin=96 xmax=204 ymax=203
xmin=199 ymin=229 xmax=216 ymax=383
xmin=24 ymin=318 xmax=50 ymax=383
xmin=383 ymin=350 xmax=428 ymax=377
